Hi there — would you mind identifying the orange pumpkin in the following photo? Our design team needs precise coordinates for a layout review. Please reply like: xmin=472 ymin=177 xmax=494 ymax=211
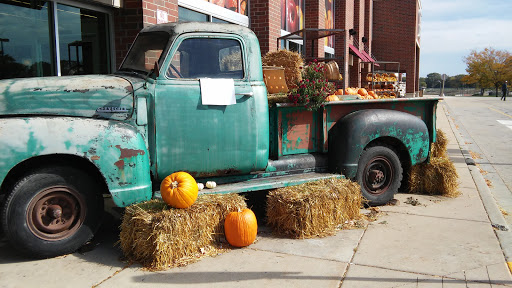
xmin=335 ymin=89 xmax=344 ymax=95
xmin=345 ymin=87 xmax=356 ymax=95
xmin=160 ymin=172 xmax=198 ymax=208
xmin=368 ymin=91 xmax=377 ymax=97
xmin=326 ymin=95 xmax=339 ymax=101
xmin=224 ymin=209 xmax=258 ymax=247
xmin=358 ymin=88 xmax=368 ymax=96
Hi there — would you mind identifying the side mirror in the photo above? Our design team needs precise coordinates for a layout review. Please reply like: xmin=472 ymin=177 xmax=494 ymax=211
xmin=153 ymin=61 xmax=160 ymax=78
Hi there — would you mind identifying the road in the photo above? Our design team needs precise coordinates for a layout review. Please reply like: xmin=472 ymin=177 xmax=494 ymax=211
xmin=441 ymin=95 xmax=512 ymax=226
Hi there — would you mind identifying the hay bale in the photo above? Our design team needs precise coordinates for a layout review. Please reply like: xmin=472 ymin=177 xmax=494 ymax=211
xmin=408 ymin=157 xmax=460 ymax=197
xmin=262 ymin=50 xmax=303 ymax=89
xmin=408 ymin=128 xmax=459 ymax=197
xmin=431 ymin=129 xmax=448 ymax=158
xmin=267 ymin=93 xmax=290 ymax=107
xmin=266 ymin=178 xmax=362 ymax=238
xmin=119 ymin=194 xmax=247 ymax=270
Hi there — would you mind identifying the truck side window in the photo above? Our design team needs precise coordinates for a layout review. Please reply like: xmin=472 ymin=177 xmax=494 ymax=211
xmin=166 ymin=38 xmax=244 ymax=79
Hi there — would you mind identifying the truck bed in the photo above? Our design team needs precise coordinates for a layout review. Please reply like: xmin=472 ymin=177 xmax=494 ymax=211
xmin=269 ymin=97 xmax=440 ymax=159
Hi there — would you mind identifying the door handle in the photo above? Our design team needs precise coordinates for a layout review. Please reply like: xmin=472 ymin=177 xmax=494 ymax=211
xmin=236 ymin=92 xmax=254 ymax=97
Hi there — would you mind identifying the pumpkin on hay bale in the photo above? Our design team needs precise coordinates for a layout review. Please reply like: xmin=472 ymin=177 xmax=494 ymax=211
xmin=119 ymin=194 xmax=247 ymax=270
xmin=266 ymin=178 xmax=362 ymax=239
xmin=408 ymin=129 xmax=460 ymax=197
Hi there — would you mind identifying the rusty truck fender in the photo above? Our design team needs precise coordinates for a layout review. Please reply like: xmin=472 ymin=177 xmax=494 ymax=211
xmin=328 ymin=109 xmax=430 ymax=179
xmin=0 ymin=117 xmax=152 ymax=207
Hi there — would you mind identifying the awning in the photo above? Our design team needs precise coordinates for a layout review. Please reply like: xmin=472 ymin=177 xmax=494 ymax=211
xmin=349 ymin=44 xmax=370 ymax=62
xmin=361 ymin=50 xmax=374 ymax=62
xmin=360 ymin=50 xmax=380 ymax=66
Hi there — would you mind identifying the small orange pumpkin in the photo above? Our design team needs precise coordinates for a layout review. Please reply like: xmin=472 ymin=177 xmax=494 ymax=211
xmin=358 ymin=88 xmax=368 ymax=96
xmin=224 ymin=209 xmax=258 ymax=247
xmin=160 ymin=171 xmax=198 ymax=208
xmin=335 ymin=89 xmax=344 ymax=95
xmin=326 ymin=95 xmax=339 ymax=102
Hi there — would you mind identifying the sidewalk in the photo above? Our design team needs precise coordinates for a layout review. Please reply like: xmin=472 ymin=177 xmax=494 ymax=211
xmin=1 ymin=100 xmax=511 ymax=288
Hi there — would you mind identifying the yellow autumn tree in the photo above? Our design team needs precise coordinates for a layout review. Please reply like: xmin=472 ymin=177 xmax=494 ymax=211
xmin=462 ymin=48 xmax=512 ymax=96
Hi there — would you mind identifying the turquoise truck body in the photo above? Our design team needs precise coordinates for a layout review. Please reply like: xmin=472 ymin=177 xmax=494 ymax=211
xmin=0 ymin=22 xmax=439 ymax=257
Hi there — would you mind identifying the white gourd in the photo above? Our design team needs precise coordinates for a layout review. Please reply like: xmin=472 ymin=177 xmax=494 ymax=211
xmin=205 ymin=181 xmax=217 ymax=189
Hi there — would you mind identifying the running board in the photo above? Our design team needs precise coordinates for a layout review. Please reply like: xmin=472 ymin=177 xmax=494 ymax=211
xmin=154 ymin=172 xmax=342 ymax=199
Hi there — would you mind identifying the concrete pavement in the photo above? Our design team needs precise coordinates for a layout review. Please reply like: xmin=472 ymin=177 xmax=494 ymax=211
xmin=1 ymin=97 xmax=511 ymax=288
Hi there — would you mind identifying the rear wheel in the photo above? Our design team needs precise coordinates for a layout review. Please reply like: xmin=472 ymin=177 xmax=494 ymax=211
xmin=356 ymin=145 xmax=403 ymax=206
xmin=1 ymin=166 xmax=104 ymax=258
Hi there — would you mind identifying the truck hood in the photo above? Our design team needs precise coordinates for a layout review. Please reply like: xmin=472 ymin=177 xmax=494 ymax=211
xmin=0 ymin=75 xmax=136 ymax=120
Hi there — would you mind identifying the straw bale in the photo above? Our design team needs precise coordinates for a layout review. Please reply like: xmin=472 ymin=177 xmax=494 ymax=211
xmin=267 ymin=93 xmax=291 ymax=107
xmin=266 ymin=178 xmax=362 ymax=238
xmin=119 ymin=194 xmax=247 ymax=270
xmin=431 ymin=129 xmax=448 ymax=158
xmin=408 ymin=156 xmax=460 ymax=197
xmin=262 ymin=50 xmax=303 ymax=89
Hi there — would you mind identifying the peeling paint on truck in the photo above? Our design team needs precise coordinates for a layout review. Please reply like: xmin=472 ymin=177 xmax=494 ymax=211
xmin=0 ymin=117 xmax=152 ymax=206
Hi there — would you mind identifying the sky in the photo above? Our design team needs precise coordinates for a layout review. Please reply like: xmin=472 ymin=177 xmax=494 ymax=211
xmin=419 ymin=0 xmax=512 ymax=77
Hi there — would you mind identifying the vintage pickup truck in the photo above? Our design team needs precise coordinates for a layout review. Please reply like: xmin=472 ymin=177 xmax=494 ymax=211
xmin=0 ymin=22 xmax=439 ymax=258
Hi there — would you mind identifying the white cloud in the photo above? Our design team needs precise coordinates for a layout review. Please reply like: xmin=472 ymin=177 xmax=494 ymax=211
xmin=421 ymin=18 xmax=512 ymax=53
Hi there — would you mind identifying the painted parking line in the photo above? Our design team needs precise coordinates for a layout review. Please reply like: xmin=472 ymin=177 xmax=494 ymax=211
xmin=497 ymin=120 xmax=512 ymax=130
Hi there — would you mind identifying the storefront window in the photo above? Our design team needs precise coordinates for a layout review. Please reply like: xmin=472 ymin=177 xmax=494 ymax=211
xmin=281 ymin=0 xmax=303 ymax=32
xmin=179 ymin=0 xmax=248 ymax=26
xmin=0 ymin=0 xmax=111 ymax=80
xmin=0 ymin=0 xmax=53 ymax=79
xmin=325 ymin=0 xmax=334 ymax=48
xmin=209 ymin=0 xmax=247 ymax=16
xmin=178 ymin=6 xmax=208 ymax=22
xmin=57 ymin=4 xmax=109 ymax=75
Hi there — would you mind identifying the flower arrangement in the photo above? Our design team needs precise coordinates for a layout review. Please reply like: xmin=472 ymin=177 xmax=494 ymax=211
xmin=288 ymin=60 xmax=335 ymax=111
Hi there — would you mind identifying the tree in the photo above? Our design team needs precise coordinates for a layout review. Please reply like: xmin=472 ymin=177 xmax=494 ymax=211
xmin=425 ymin=73 xmax=441 ymax=88
xmin=419 ymin=77 xmax=427 ymax=88
xmin=445 ymin=74 xmax=465 ymax=89
xmin=463 ymin=47 xmax=512 ymax=96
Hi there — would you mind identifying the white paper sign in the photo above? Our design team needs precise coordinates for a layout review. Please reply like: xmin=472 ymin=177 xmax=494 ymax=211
xmin=157 ymin=9 xmax=168 ymax=24
xmin=200 ymin=78 xmax=236 ymax=106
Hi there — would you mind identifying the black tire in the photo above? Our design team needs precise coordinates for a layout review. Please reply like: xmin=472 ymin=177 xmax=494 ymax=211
xmin=1 ymin=166 xmax=104 ymax=258
xmin=356 ymin=144 xmax=403 ymax=206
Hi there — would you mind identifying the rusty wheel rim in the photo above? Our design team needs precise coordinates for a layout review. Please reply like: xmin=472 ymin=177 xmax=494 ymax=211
xmin=27 ymin=186 xmax=86 ymax=241
xmin=363 ymin=156 xmax=394 ymax=196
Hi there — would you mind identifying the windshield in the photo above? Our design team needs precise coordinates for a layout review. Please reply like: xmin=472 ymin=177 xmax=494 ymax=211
xmin=119 ymin=31 xmax=170 ymax=75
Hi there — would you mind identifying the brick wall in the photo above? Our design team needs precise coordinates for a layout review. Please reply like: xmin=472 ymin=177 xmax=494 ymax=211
xmin=250 ymin=0 xmax=281 ymax=55
xmin=114 ymin=0 xmax=178 ymax=68
xmin=335 ymin=0 xmax=354 ymax=89
xmin=304 ymin=0 xmax=325 ymax=59
xmin=373 ymin=0 xmax=419 ymax=94
xmin=364 ymin=0 xmax=372 ymax=55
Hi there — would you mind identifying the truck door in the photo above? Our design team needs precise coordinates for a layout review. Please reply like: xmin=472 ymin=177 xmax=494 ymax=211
xmin=153 ymin=34 xmax=268 ymax=180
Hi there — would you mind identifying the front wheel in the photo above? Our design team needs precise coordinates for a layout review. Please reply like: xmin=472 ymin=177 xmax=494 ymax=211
xmin=1 ymin=166 xmax=104 ymax=258
xmin=356 ymin=145 xmax=403 ymax=206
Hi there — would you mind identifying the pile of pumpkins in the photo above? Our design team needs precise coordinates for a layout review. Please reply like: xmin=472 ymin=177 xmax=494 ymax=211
xmin=344 ymin=87 xmax=396 ymax=100
xmin=325 ymin=88 xmax=347 ymax=102
xmin=160 ymin=172 xmax=257 ymax=248
xmin=325 ymin=87 xmax=394 ymax=101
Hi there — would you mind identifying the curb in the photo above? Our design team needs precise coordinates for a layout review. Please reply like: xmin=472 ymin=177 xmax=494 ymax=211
xmin=442 ymin=103 xmax=512 ymax=274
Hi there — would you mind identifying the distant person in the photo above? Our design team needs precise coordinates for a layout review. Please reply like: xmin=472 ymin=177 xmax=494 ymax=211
xmin=502 ymin=81 xmax=508 ymax=101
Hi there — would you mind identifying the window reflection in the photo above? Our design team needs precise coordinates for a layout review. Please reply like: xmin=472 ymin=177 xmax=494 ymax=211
xmin=0 ymin=0 xmax=52 ymax=79
xmin=57 ymin=4 xmax=109 ymax=75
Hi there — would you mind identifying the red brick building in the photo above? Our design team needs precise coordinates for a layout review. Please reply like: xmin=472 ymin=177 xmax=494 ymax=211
xmin=0 ymin=0 xmax=421 ymax=95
